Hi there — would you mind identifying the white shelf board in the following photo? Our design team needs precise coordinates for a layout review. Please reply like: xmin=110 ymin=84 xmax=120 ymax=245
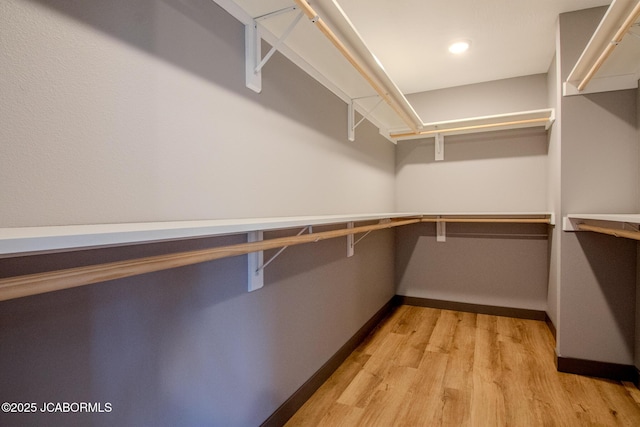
xmin=564 ymin=0 xmax=640 ymax=95
xmin=567 ymin=213 xmax=640 ymax=223
xmin=390 ymin=109 xmax=555 ymax=141
xmin=0 ymin=213 xmax=418 ymax=258
xmin=420 ymin=212 xmax=554 ymax=225
xmin=0 ymin=211 xmax=554 ymax=258
xmin=420 ymin=211 xmax=552 ymax=217
xmin=564 ymin=213 xmax=640 ymax=231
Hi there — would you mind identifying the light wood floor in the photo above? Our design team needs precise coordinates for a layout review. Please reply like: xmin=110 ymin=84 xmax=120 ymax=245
xmin=286 ymin=305 xmax=640 ymax=426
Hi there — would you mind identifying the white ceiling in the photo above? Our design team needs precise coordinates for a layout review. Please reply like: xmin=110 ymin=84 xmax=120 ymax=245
xmin=233 ymin=0 xmax=612 ymax=94
xmin=335 ymin=0 xmax=612 ymax=94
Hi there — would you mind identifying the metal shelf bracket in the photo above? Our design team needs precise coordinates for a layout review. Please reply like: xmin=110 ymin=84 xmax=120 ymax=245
xmin=248 ymin=226 xmax=310 ymax=291
xmin=348 ymin=97 xmax=384 ymax=141
xmin=247 ymin=231 xmax=264 ymax=291
xmin=435 ymin=133 xmax=444 ymax=161
xmin=347 ymin=218 xmax=391 ymax=255
xmin=245 ymin=7 xmax=303 ymax=93
xmin=437 ymin=216 xmax=446 ymax=242
xmin=347 ymin=222 xmax=355 ymax=257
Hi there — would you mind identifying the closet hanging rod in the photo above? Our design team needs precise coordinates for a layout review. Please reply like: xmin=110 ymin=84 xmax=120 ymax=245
xmin=577 ymin=223 xmax=640 ymax=240
xmin=292 ymin=0 xmax=422 ymax=132
xmin=421 ymin=218 xmax=551 ymax=224
xmin=391 ymin=117 xmax=550 ymax=140
xmin=0 ymin=218 xmax=420 ymax=302
xmin=577 ymin=0 xmax=640 ymax=91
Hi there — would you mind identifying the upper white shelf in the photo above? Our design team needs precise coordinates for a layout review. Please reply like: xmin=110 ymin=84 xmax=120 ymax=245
xmin=0 ymin=213 xmax=417 ymax=258
xmin=390 ymin=109 xmax=555 ymax=141
xmin=218 ymin=1 xmax=558 ymax=143
xmin=218 ymin=0 xmax=414 ymax=137
xmin=564 ymin=0 xmax=640 ymax=95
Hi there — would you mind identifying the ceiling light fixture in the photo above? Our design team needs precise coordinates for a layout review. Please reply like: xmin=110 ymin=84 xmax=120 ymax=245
xmin=448 ymin=40 xmax=471 ymax=54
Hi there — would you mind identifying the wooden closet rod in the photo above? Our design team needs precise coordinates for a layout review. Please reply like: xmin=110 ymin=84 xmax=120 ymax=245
xmin=292 ymin=0 xmax=421 ymax=132
xmin=0 ymin=218 xmax=420 ymax=302
xmin=577 ymin=223 xmax=640 ymax=241
xmin=391 ymin=117 xmax=550 ymax=139
xmin=578 ymin=1 xmax=640 ymax=91
xmin=421 ymin=218 xmax=551 ymax=224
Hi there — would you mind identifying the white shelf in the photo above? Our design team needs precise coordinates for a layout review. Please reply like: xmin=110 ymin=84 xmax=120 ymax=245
xmin=563 ymin=0 xmax=640 ymax=96
xmin=0 ymin=211 xmax=554 ymax=258
xmin=563 ymin=213 xmax=640 ymax=241
xmin=0 ymin=213 xmax=419 ymax=258
xmin=420 ymin=211 xmax=553 ymax=217
xmin=390 ymin=109 xmax=555 ymax=141
xmin=567 ymin=213 xmax=640 ymax=223
xmin=564 ymin=213 xmax=640 ymax=231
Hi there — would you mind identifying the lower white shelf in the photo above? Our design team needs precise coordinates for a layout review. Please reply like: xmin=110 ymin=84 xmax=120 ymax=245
xmin=0 ymin=211 xmax=553 ymax=301
xmin=0 ymin=213 xmax=418 ymax=258
xmin=0 ymin=211 xmax=554 ymax=258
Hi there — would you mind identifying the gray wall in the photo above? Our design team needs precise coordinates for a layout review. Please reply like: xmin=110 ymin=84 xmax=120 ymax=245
xmin=395 ymin=76 xmax=551 ymax=310
xmin=0 ymin=229 xmax=395 ymax=427
xmin=0 ymin=0 xmax=395 ymax=227
xmin=406 ymin=74 xmax=548 ymax=123
xmin=396 ymin=222 xmax=550 ymax=311
xmin=0 ymin=1 xmax=397 ymax=426
xmin=397 ymin=76 xmax=549 ymax=213
xmin=558 ymin=7 xmax=639 ymax=364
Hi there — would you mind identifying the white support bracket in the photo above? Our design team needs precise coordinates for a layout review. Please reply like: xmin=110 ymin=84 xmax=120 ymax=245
xmin=245 ymin=7 xmax=303 ymax=93
xmin=346 ymin=222 xmax=355 ymax=257
xmin=545 ymin=109 xmax=556 ymax=131
xmin=245 ymin=22 xmax=262 ymax=93
xmin=347 ymin=219 xmax=389 ymax=256
xmin=247 ymin=231 xmax=264 ymax=291
xmin=258 ymin=226 xmax=310 ymax=271
xmin=348 ymin=97 xmax=384 ymax=142
xmin=354 ymin=230 xmax=373 ymax=246
xmin=562 ymin=216 xmax=580 ymax=232
xmin=248 ymin=227 xmax=311 ymax=291
xmin=435 ymin=133 xmax=444 ymax=161
xmin=436 ymin=217 xmax=446 ymax=242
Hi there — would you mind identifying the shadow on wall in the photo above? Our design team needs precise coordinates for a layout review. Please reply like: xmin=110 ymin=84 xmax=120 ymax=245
xmin=583 ymin=91 xmax=637 ymax=129
xmin=576 ymin=232 xmax=637 ymax=360
xmin=29 ymin=0 xmax=355 ymax=146
xmin=0 ymin=228 xmax=386 ymax=426
xmin=395 ymin=127 xmax=549 ymax=167
xmin=263 ymin=226 xmax=348 ymax=284
xmin=31 ymin=0 xmax=249 ymax=98
xmin=0 ymin=234 xmax=266 ymax=426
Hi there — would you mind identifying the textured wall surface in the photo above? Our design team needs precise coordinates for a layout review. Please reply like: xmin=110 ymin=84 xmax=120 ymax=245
xmin=395 ymin=222 xmax=550 ymax=311
xmin=0 ymin=0 xmax=395 ymax=227
xmin=395 ymin=127 xmax=549 ymax=212
xmin=557 ymin=7 xmax=638 ymax=364
xmin=0 ymin=1 xmax=397 ymax=426
xmin=397 ymin=76 xmax=549 ymax=213
xmin=0 ymin=229 xmax=395 ymax=427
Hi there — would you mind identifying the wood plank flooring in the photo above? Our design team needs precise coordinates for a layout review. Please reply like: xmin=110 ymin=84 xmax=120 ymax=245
xmin=285 ymin=305 xmax=640 ymax=426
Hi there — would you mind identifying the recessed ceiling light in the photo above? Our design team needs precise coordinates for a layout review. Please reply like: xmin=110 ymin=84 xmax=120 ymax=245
xmin=448 ymin=40 xmax=471 ymax=54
